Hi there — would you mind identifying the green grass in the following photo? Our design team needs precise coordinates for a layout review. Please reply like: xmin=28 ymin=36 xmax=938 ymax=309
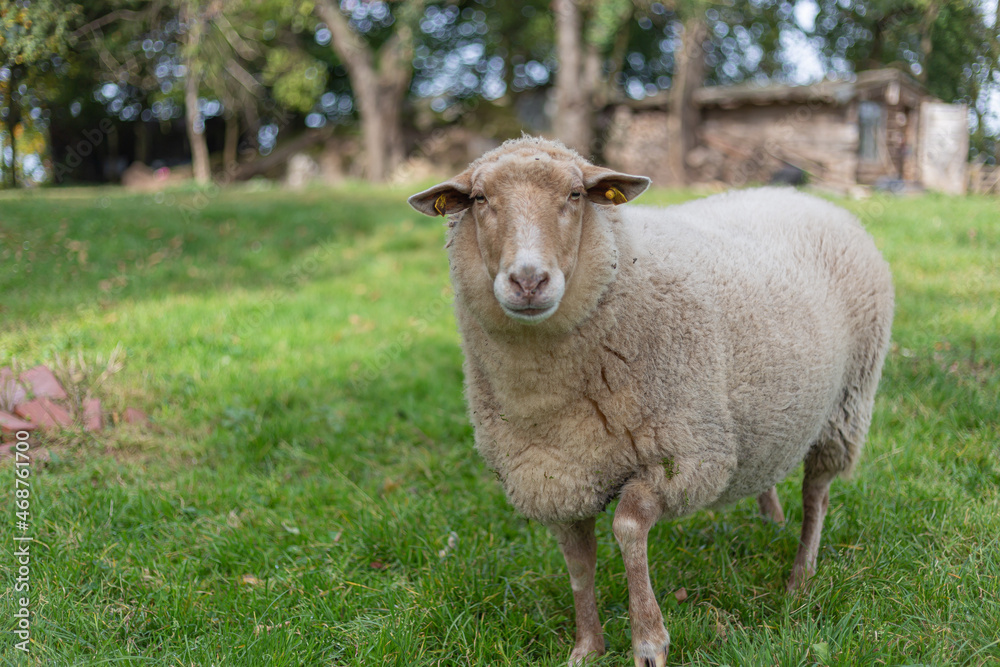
xmin=1 ymin=182 xmax=998 ymax=666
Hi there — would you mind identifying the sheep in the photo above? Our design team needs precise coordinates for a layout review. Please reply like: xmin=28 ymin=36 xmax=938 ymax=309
xmin=407 ymin=136 xmax=894 ymax=667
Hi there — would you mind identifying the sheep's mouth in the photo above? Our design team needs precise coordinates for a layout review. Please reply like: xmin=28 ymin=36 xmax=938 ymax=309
xmin=500 ymin=302 xmax=559 ymax=323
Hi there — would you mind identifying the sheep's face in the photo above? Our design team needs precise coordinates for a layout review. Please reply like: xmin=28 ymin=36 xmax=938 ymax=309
xmin=409 ymin=144 xmax=649 ymax=325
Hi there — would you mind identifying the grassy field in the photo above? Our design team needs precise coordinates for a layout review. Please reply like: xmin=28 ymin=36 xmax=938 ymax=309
xmin=0 ymin=182 xmax=998 ymax=666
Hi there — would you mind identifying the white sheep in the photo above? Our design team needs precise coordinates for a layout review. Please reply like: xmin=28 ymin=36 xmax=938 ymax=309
xmin=408 ymin=137 xmax=894 ymax=667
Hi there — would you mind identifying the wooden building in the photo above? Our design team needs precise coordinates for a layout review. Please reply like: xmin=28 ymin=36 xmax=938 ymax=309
xmin=604 ymin=69 xmax=969 ymax=194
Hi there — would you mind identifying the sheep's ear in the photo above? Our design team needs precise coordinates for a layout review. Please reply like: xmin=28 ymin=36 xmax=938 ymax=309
xmin=408 ymin=174 xmax=472 ymax=217
xmin=582 ymin=166 xmax=651 ymax=206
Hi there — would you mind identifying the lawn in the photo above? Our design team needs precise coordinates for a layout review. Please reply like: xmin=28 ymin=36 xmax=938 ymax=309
xmin=1 ymin=182 xmax=998 ymax=666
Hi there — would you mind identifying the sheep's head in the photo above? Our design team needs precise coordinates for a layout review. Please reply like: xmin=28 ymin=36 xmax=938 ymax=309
xmin=408 ymin=138 xmax=649 ymax=325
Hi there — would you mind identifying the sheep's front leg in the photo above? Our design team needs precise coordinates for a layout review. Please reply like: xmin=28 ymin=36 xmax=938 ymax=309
xmin=551 ymin=518 xmax=605 ymax=665
xmin=613 ymin=481 xmax=669 ymax=667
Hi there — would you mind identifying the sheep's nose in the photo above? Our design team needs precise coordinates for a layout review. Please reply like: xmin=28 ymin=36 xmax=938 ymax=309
xmin=509 ymin=267 xmax=549 ymax=295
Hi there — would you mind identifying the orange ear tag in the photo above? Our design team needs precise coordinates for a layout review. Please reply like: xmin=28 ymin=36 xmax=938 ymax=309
xmin=434 ymin=193 xmax=448 ymax=216
xmin=605 ymin=187 xmax=628 ymax=205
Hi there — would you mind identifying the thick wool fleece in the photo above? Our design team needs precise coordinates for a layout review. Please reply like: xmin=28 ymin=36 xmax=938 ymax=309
xmin=446 ymin=146 xmax=894 ymax=526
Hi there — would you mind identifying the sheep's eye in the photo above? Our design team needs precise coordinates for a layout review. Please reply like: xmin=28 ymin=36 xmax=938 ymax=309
xmin=474 ymin=194 xmax=487 ymax=204
xmin=569 ymin=191 xmax=582 ymax=200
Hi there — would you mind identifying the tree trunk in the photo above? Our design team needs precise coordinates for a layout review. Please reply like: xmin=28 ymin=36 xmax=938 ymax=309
xmin=605 ymin=17 xmax=632 ymax=98
xmin=1 ymin=116 xmax=13 ymax=188
xmin=667 ymin=17 xmax=706 ymax=185
xmin=232 ymin=127 xmax=334 ymax=181
xmin=356 ymin=81 xmax=407 ymax=181
xmin=182 ymin=5 xmax=211 ymax=184
xmin=4 ymin=67 xmax=20 ymax=188
xmin=553 ymin=0 xmax=594 ymax=156
xmin=315 ymin=0 xmax=415 ymax=181
xmin=584 ymin=43 xmax=602 ymax=105
xmin=242 ymin=102 xmax=259 ymax=155
xmin=135 ymin=120 xmax=149 ymax=165
xmin=106 ymin=122 xmax=119 ymax=181
xmin=353 ymin=79 xmax=387 ymax=182
xmin=380 ymin=81 xmax=408 ymax=174
xmin=224 ymin=113 xmax=239 ymax=170
xmin=917 ymin=3 xmax=940 ymax=84
xmin=185 ymin=68 xmax=211 ymax=184
xmin=866 ymin=17 xmax=886 ymax=70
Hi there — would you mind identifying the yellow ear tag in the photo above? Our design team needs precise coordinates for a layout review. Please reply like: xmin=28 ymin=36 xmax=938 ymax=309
xmin=434 ymin=193 xmax=448 ymax=216
xmin=605 ymin=187 xmax=628 ymax=205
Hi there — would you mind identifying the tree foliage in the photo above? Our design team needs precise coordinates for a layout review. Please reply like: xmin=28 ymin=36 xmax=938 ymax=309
xmin=3 ymin=0 xmax=999 ymax=186
xmin=0 ymin=0 xmax=82 ymax=185
xmin=808 ymin=0 xmax=998 ymax=155
xmin=0 ymin=0 xmax=80 ymax=65
xmin=262 ymin=47 xmax=327 ymax=113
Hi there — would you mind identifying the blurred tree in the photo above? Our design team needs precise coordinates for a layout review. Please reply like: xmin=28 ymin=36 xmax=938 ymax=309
xmin=553 ymin=0 xmax=589 ymax=153
xmin=67 ymin=1 xmax=170 ymax=170
xmin=0 ymin=0 xmax=82 ymax=186
xmin=176 ymin=0 xmax=272 ymax=183
xmin=553 ymin=0 xmax=634 ymax=155
xmin=69 ymin=1 xmax=196 ymax=180
xmin=186 ymin=0 xmax=284 ymax=173
xmin=704 ymin=0 xmax=999 ymax=157
xmin=666 ymin=8 xmax=706 ymax=183
xmin=10 ymin=0 xmax=996 ymax=184
xmin=552 ymin=0 xmax=710 ymax=180
xmin=68 ymin=0 xmax=314 ymax=182
xmin=810 ymin=0 xmax=999 ymax=99
xmin=262 ymin=47 xmax=327 ymax=114
xmin=700 ymin=1 xmax=791 ymax=85
xmin=314 ymin=0 xmax=425 ymax=181
xmin=406 ymin=0 xmax=551 ymax=134
xmin=199 ymin=4 xmax=264 ymax=171
xmin=179 ymin=1 xmax=211 ymax=183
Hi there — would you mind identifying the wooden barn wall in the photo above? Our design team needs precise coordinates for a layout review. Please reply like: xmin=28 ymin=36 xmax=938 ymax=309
xmin=603 ymin=107 xmax=676 ymax=185
xmin=695 ymin=104 xmax=860 ymax=186
xmin=855 ymin=81 xmax=924 ymax=183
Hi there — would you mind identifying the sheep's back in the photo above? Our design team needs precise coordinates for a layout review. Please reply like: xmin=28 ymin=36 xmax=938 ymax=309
xmin=621 ymin=188 xmax=892 ymax=500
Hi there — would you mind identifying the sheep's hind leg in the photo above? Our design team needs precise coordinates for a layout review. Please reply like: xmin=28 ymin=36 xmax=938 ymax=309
xmin=551 ymin=518 xmax=605 ymax=665
xmin=757 ymin=486 xmax=785 ymax=524
xmin=787 ymin=469 xmax=836 ymax=592
xmin=613 ymin=481 xmax=669 ymax=667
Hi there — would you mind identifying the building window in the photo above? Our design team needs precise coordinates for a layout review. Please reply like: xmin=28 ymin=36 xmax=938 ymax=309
xmin=858 ymin=101 xmax=885 ymax=162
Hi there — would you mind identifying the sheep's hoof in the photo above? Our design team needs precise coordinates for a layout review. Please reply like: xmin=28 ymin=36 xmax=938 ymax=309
xmin=568 ymin=641 xmax=605 ymax=666
xmin=786 ymin=564 xmax=816 ymax=593
xmin=633 ymin=638 xmax=669 ymax=667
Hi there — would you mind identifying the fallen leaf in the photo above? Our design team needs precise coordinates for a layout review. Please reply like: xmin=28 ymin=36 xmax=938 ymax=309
xmin=810 ymin=642 xmax=831 ymax=663
xmin=239 ymin=574 xmax=262 ymax=587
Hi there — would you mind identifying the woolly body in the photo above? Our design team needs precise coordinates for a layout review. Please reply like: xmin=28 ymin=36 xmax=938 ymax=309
xmin=449 ymin=185 xmax=893 ymax=525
